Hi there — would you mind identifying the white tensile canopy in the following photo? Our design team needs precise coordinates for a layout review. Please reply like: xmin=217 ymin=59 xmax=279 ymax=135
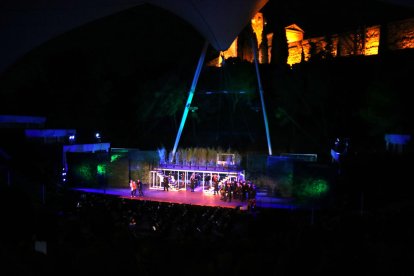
xmin=0 ymin=0 xmax=268 ymax=74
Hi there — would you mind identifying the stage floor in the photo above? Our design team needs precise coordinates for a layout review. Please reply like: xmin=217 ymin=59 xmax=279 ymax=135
xmin=71 ymin=186 xmax=297 ymax=210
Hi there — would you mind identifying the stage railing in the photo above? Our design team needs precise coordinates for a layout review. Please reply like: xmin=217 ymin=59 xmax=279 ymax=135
xmin=158 ymin=162 xmax=241 ymax=172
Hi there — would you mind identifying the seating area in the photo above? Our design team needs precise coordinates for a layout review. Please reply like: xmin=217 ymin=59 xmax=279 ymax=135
xmin=2 ymin=184 xmax=414 ymax=274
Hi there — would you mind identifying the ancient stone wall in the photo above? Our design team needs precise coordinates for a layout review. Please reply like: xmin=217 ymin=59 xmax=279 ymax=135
xmin=387 ymin=17 xmax=414 ymax=51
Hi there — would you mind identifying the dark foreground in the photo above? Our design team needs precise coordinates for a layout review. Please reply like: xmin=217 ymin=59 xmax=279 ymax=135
xmin=2 ymin=179 xmax=414 ymax=275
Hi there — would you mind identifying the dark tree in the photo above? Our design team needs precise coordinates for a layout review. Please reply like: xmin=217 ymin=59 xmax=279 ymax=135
xmin=270 ymin=22 xmax=288 ymax=66
xmin=259 ymin=28 xmax=269 ymax=64
xmin=237 ymin=24 xmax=255 ymax=62
xmin=378 ymin=22 xmax=390 ymax=56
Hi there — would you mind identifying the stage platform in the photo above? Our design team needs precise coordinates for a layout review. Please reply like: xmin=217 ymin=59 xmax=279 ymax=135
xmin=71 ymin=186 xmax=298 ymax=210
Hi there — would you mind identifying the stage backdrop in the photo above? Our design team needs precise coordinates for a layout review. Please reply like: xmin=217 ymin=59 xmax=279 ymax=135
xmin=66 ymin=149 xmax=158 ymax=189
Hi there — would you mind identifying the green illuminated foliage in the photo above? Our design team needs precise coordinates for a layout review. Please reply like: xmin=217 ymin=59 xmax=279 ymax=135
xmin=295 ymin=177 xmax=329 ymax=199
xmin=97 ymin=164 xmax=106 ymax=175
xmin=111 ymin=154 xmax=122 ymax=163
xmin=76 ymin=164 xmax=94 ymax=182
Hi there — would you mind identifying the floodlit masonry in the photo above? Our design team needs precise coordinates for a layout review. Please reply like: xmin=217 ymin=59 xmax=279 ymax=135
xmin=209 ymin=13 xmax=414 ymax=67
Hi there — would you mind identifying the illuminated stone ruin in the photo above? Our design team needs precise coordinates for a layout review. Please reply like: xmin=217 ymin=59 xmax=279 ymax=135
xmin=209 ymin=14 xmax=414 ymax=67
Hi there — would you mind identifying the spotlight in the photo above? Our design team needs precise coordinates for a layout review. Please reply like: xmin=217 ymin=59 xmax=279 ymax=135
xmin=68 ymin=135 xmax=75 ymax=143
xmin=95 ymin=132 xmax=101 ymax=142
xmin=61 ymin=168 xmax=67 ymax=182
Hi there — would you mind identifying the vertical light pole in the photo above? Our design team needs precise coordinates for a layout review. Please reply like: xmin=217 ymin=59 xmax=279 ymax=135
xmin=251 ymin=35 xmax=272 ymax=155
xmin=171 ymin=40 xmax=209 ymax=162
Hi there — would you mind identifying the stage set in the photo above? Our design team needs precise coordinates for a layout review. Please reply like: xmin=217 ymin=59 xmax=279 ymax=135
xmin=149 ymin=162 xmax=244 ymax=192
xmin=69 ymin=152 xmax=297 ymax=210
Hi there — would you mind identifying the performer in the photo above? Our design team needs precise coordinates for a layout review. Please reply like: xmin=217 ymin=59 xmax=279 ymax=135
xmin=190 ymin=172 xmax=196 ymax=192
xmin=137 ymin=179 xmax=144 ymax=196
xmin=130 ymin=179 xmax=137 ymax=197
xmin=248 ymin=183 xmax=257 ymax=211
xmin=212 ymin=174 xmax=219 ymax=195
xmin=213 ymin=178 xmax=219 ymax=195
xmin=163 ymin=175 xmax=169 ymax=191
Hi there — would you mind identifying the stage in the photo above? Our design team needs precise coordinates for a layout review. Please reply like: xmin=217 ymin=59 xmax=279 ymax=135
xmin=71 ymin=186 xmax=297 ymax=210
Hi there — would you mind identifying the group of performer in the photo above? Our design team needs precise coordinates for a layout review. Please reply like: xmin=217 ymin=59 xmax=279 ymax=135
xmin=156 ymin=172 xmax=256 ymax=209
xmin=130 ymin=179 xmax=144 ymax=197
xmin=160 ymin=173 xmax=199 ymax=191
xmin=215 ymin=177 xmax=257 ymax=210
xmin=132 ymin=173 xmax=257 ymax=210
